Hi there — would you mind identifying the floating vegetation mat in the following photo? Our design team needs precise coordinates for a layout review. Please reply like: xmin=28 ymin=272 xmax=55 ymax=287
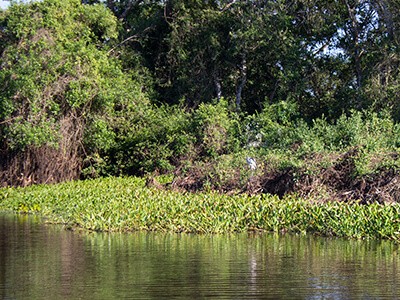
xmin=0 ymin=177 xmax=400 ymax=240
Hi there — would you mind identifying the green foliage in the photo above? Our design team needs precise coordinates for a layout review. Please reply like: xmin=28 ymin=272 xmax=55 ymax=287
xmin=6 ymin=118 xmax=59 ymax=150
xmin=297 ymin=110 xmax=400 ymax=153
xmin=107 ymin=0 xmax=400 ymax=121
xmin=244 ymin=101 xmax=300 ymax=150
xmin=0 ymin=0 xmax=125 ymax=150
xmin=84 ymin=98 xmax=243 ymax=177
xmin=85 ymin=104 xmax=195 ymax=176
xmin=192 ymin=99 xmax=240 ymax=158
xmin=245 ymin=106 xmax=399 ymax=155
xmin=240 ymin=107 xmax=399 ymax=177
xmin=1 ymin=176 xmax=400 ymax=240
xmin=0 ymin=0 xmax=153 ymax=185
xmin=1 ymin=0 xmax=400 ymax=189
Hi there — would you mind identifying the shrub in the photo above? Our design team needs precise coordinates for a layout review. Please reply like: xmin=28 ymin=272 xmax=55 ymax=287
xmin=191 ymin=99 xmax=240 ymax=158
xmin=86 ymin=104 xmax=195 ymax=176
xmin=0 ymin=0 xmax=149 ymax=185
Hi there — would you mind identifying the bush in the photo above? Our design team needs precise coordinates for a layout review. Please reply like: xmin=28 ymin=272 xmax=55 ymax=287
xmin=243 ymin=101 xmax=300 ymax=151
xmin=84 ymin=104 xmax=195 ymax=177
xmin=191 ymin=99 xmax=241 ymax=158
xmin=0 ymin=0 xmax=149 ymax=185
xmin=297 ymin=110 xmax=399 ymax=153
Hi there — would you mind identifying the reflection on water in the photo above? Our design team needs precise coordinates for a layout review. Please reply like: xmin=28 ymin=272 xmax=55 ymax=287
xmin=0 ymin=213 xmax=399 ymax=299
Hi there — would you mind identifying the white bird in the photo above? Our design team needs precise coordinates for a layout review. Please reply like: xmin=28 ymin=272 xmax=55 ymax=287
xmin=246 ymin=157 xmax=257 ymax=170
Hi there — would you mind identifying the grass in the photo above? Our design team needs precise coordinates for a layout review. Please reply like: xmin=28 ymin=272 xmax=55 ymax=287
xmin=0 ymin=176 xmax=400 ymax=240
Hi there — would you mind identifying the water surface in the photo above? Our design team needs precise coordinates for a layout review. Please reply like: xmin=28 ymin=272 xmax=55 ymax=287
xmin=0 ymin=213 xmax=399 ymax=299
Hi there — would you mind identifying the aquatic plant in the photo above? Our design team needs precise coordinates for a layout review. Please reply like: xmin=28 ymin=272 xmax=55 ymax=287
xmin=0 ymin=177 xmax=400 ymax=240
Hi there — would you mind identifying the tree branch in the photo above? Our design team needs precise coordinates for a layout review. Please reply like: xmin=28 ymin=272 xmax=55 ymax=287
xmin=107 ymin=27 xmax=153 ymax=55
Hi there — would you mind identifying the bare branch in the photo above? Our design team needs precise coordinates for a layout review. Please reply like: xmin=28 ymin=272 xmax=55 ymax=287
xmin=107 ymin=27 xmax=153 ymax=55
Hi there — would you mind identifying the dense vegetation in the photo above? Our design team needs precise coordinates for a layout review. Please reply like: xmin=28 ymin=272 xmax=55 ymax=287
xmin=1 ymin=176 xmax=400 ymax=239
xmin=0 ymin=0 xmax=399 ymax=203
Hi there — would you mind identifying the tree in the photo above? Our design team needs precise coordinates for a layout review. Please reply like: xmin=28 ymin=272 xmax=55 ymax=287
xmin=0 ymin=0 xmax=149 ymax=185
xmin=144 ymin=0 xmax=306 ymax=112
xmin=363 ymin=0 xmax=400 ymax=119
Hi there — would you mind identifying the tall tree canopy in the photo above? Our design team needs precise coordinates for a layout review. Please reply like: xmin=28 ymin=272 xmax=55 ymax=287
xmin=103 ymin=0 xmax=400 ymax=119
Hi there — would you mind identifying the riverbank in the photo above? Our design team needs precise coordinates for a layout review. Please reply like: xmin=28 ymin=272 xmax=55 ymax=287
xmin=1 ymin=176 xmax=400 ymax=240
xmin=171 ymin=147 xmax=400 ymax=203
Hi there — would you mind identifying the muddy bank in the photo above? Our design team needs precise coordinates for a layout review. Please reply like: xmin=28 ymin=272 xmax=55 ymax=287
xmin=169 ymin=148 xmax=400 ymax=203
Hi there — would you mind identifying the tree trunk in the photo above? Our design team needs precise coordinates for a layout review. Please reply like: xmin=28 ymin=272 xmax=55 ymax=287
xmin=345 ymin=0 xmax=363 ymax=108
xmin=236 ymin=53 xmax=247 ymax=110
xmin=213 ymin=70 xmax=222 ymax=101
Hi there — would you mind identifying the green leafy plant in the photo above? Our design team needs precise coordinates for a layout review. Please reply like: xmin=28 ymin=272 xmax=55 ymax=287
xmin=1 ymin=176 xmax=400 ymax=240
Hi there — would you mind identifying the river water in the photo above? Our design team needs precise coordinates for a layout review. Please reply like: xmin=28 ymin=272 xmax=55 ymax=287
xmin=0 ymin=213 xmax=399 ymax=299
